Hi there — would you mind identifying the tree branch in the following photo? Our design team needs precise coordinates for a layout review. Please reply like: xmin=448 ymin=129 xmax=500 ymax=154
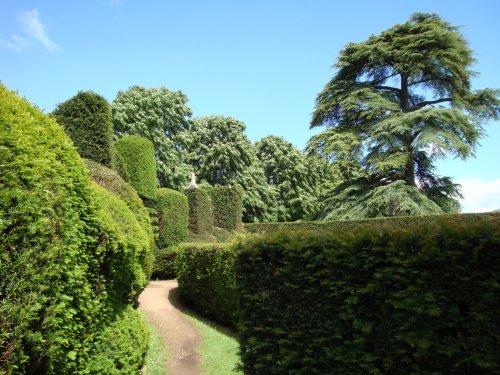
xmin=375 ymin=85 xmax=401 ymax=93
xmin=412 ymin=98 xmax=451 ymax=110
xmin=408 ymin=78 xmax=435 ymax=87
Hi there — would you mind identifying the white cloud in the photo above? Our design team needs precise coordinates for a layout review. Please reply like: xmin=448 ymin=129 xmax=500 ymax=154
xmin=18 ymin=9 xmax=58 ymax=51
xmin=0 ymin=34 xmax=30 ymax=52
xmin=456 ymin=177 xmax=500 ymax=213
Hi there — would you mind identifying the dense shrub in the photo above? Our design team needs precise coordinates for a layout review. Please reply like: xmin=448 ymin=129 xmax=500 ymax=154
xmin=176 ymin=243 xmax=237 ymax=324
xmin=152 ymin=245 xmax=180 ymax=280
xmin=235 ymin=213 xmax=500 ymax=374
xmin=93 ymin=184 xmax=150 ymax=304
xmin=208 ymin=185 xmax=243 ymax=231
xmin=115 ymin=135 xmax=157 ymax=200
xmin=184 ymin=188 xmax=213 ymax=234
xmin=84 ymin=307 xmax=149 ymax=374
xmin=0 ymin=84 xmax=148 ymax=373
xmin=85 ymin=159 xmax=154 ymax=277
xmin=155 ymin=188 xmax=189 ymax=248
xmin=52 ymin=91 xmax=114 ymax=167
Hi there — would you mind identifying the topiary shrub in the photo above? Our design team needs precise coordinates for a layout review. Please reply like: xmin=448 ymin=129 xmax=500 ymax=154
xmin=152 ymin=245 xmax=180 ymax=280
xmin=52 ymin=90 xmax=114 ymax=167
xmin=155 ymin=188 xmax=189 ymax=248
xmin=84 ymin=306 xmax=149 ymax=374
xmin=0 ymin=84 xmax=149 ymax=374
xmin=208 ymin=185 xmax=243 ymax=231
xmin=115 ymin=135 xmax=157 ymax=200
xmin=235 ymin=213 xmax=500 ymax=374
xmin=176 ymin=243 xmax=237 ymax=325
xmin=184 ymin=187 xmax=213 ymax=234
xmin=92 ymin=184 xmax=150 ymax=304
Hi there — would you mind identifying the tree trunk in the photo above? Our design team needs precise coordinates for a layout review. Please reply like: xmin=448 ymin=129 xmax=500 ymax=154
xmin=400 ymin=72 xmax=416 ymax=186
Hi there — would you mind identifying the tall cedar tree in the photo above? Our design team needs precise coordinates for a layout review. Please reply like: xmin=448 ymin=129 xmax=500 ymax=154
xmin=309 ymin=13 xmax=499 ymax=219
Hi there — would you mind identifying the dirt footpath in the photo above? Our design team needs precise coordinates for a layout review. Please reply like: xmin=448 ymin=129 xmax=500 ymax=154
xmin=139 ymin=280 xmax=201 ymax=375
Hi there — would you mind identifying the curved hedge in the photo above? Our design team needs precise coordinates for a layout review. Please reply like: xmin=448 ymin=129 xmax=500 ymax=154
xmin=85 ymin=159 xmax=154 ymax=278
xmin=176 ymin=243 xmax=237 ymax=324
xmin=0 ymin=84 xmax=149 ymax=373
xmin=115 ymin=135 xmax=157 ymax=200
xmin=92 ymin=184 xmax=150 ymax=304
xmin=52 ymin=91 xmax=114 ymax=167
xmin=152 ymin=245 xmax=180 ymax=280
xmin=184 ymin=188 xmax=213 ymax=234
xmin=236 ymin=214 xmax=500 ymax=374
xmin=208 ymin=185 xmax=243 ymax=231
xmin=156 ymin=188 xmax=189 ymax=248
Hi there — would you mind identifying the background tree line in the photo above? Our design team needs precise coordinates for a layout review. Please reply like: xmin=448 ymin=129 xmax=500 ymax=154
xmin=53 ymin=13 xmax=499 ymax=222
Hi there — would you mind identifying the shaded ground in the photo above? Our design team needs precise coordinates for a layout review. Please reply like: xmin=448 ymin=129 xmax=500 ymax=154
xmin=139 ymin=280 xmax=201 ymax=375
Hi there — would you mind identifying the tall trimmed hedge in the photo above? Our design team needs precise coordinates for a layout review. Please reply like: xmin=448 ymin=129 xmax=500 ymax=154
xmin=176 ymin=243 xmax=237 ymax=324
xmin=155 ymin=188 xmax=189 ymax=248
xmin=0 ymin=84 xmax=149 ymax=373
xmin=184 ymin=188 xmax=213 ymax=234
xmin=52 ymin=91 xmax=114 ymax=167
xmin=235 ymin=214 xmax=500 ymax=374
xmin=208 ymin=185 xmax=243 ymax=231
xmin=115 ymin=135 xmax=157 ymax=200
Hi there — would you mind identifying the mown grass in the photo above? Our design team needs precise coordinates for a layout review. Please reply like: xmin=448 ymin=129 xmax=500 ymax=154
xmin=141 ymin=312 xmax=168 ymax=375
xmin=184 ymin=312 xmax=242 ymax=375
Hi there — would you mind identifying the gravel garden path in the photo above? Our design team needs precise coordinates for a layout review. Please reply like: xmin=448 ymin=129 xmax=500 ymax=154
xmin=139 ymin=280 xmax=201 ymax=375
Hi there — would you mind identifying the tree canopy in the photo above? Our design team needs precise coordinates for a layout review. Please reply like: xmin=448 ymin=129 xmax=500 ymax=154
xmin=112 ymin=85 xmax=193 ymax=190
xmin=256 ymin=135 xmax=333 ymax=221
xmin=309 ymin=13 xmax=500 ymax=219
xmin=189 ymin=115 xmax=254 ymax=185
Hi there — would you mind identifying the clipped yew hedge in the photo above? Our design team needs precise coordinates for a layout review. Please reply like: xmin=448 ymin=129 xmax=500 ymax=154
xmin=156 ymin=188 xmax=189 ymax=248
xmin=208 ymin=185 xmax=243 ymax=231
xmin=52 ymin=91 xmax=114 ymax=167
xmin=184 ymin=188 xmax=213 ymax=234
xmin=0 ymin=84 xmax=150 ymax=374
xmin=176 ymin=243 xmax=237 ymax=324
xmin=235 ymin=213 xmax=500 ymax=374
xmin=115 ymin=135 xmax=157 ymax=200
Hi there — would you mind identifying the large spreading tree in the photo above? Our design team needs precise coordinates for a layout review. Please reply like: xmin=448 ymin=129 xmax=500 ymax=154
xmin=112 ymin=85 xmax=193 ymax=190
xmin=309 ymin=13 xmax=499 ymax=219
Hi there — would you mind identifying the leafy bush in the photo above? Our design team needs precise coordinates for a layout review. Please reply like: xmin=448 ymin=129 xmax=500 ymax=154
xmin=184 ymin=188 xmax=213 ymax=234
xmin=85 ymin=159 xmax=154 ymax=277
xmin=235 ymin=213 xmax=500 ymax=374
xmin=52 ymin=90 xmax=114 ymax=167
xmin=93 ymin=184 xmax=150 ymax=304
xmin=176 ymin=243 xmax=237 ymax=324
xmin=152 ymin=245 xmax=179 ymax=280
xmin=208 ymin=185 xmax=243 ymax=231
xmin=84 ymin=307 xmax=149 ymax=374
xmin=155 ymin=188 xmax=189 ymax=248
xmin=115 ymin=135 xmax=157 ymax=200
xmin=0 ymin=84 xmax=149 ymax=373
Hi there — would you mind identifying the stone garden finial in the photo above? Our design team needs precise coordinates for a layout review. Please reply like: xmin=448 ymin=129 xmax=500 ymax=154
xmin=187 ymin=172 xmax=198 ymax=190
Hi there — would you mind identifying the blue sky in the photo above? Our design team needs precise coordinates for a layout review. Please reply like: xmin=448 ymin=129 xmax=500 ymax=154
xmin=1 ymin=0 xmax=499 ymax=212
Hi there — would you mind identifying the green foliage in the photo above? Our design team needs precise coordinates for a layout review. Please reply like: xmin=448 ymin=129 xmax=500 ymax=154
xmin=0 ymin=84 xmax=149 ymax=373
xmin=115 ymin=135 xmax=157 ymax=200
xmin=155 ymin=188 xmax=189 ymax=248
xmin=207 ymin=185 xmax=243 ymax=231
xmin=52 ymin=90 xmax=114 ymax=167
xmin=152 ymin=245 xmax=180 ymax=280
xmin=84 ymin=307 xmax=149 ymax=374
xmin=190 ymin=116 xmax=254 ymax=185
xmin=310 ymin=13 xmax=500 ymax=218
xmin=184 ymin=188 xmax=213 ymax=234
xmin=256 ymin=135 xmax=333 ymax=221
xmin=236 ymin=213 xmax=500 ymax=374
xmin=93 ymin=184 xmax=150 ymax=304
xmin=176 ymin=243 xmax=238 ymax=325
xmin=113 ymin=85 xmax=193 ymax=189
xmin=85 ymin=159 xmax=154 ymax=256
